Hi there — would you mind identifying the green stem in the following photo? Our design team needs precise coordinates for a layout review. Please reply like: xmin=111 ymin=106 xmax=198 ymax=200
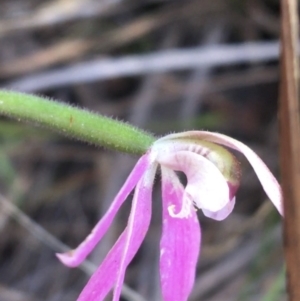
xmin=0 ymin=90 xmax=156 ymax=154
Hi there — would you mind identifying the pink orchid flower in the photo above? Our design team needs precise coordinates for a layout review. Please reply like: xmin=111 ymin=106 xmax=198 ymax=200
xmin=57 ymin=131 xmax=283 ymax=301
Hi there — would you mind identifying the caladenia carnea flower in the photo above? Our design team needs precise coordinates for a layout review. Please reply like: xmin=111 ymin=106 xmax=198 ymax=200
xmin=57 ymin=131 xmax=283 ymax=301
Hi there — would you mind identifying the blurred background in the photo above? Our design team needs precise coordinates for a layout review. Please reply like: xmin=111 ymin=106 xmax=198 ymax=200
xmin=0 ymin=0 xmax=285 ymax=300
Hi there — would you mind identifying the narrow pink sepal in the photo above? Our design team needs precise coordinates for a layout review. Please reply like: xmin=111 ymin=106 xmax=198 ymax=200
xmin=76 ymin=166 xmax=155 ymax=301
xmin=160 ymin=167 xmax=201 ymax=301
xmin=56 ymin=153 xmax=152 ymax=267
xmin=202 ymin=197 xmax=236 ymax=221
xmin=161 ymin=131 xmax=283 ymax=215
xmin=113 ymin=166 xmax=156 ymax=301
xmin=77 ymin=231 xmax=130 ymax=301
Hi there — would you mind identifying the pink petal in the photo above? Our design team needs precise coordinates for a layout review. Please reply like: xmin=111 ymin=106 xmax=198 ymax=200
xmin=57 ymin=153 xmax=152 ymax=267
xmin=159 ymin=131 xmax=283 ymax=215
xmin=77 ymin=231 xmax=128 ymax=301
xmin=157 ymin=150 xmax=230 ymax=212
xmin=77 ymin=165 xmax=156 ymax=301
xmin=113 ymin=165 xmax=156 ymax=301
xmin=202 ymin=197 xmax=236 ymax=221
xmin=160 ymin=167 xmax=200 ymax=301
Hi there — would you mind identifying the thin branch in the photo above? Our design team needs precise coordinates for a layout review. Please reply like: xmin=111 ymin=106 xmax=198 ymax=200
xmin=180 ymin=24 xmax=225 ymax=124
xmin=0 ymin=193 xmax=146 ymax=301
xmin=4 ymin=41 xmax=282 ymax=92
xmin=0 ymin=0 xmax=122 ymax=36
xmin=191 ymin=225 xmax=282 ymax=300
xmin=0 ymin=0 xmax=225 ymax=77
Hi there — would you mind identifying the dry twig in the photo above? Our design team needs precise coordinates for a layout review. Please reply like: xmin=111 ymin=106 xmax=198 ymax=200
xmin=5 ymin=41 xmax=281 ymax=92
xmin=279 ymin=0 xmax=300 ymax=299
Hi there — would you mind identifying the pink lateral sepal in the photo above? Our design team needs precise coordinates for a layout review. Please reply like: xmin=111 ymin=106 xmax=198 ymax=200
xmin=160 ymin=167 xmax=200 ymax=301
xmin=77 ymin=166 xmax=156 ymax=301
xmin=56 ymin=153 xmax=152 ymax=267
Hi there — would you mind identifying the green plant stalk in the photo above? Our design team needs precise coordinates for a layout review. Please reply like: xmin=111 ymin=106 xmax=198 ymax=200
xmin=0 ymin=90 xmax=156 ymax=154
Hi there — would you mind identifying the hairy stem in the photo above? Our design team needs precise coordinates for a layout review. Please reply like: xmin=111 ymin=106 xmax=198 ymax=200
xmin=0 ymin=90 xmax=156 ymax=154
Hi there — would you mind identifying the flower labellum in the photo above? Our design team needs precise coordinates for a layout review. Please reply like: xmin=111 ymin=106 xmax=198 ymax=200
xmin=57 ymin=131 xmax=283 ymax=301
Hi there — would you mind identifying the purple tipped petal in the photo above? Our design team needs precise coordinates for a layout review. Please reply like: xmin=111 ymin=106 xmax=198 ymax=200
xmin=159 ymin=131 xmax=283 ymax=215
xmin=57 ymin=153 xmax=152 ymax=267
xmin=202 ymin=197 xmax=236 ymax=221
xmin=77 ymin=165 xmax=156 ymax=301
xmin=195 ymin=131 xmax=283 ymax=215
xmin=160 ymin=167 xmax=200 ymax=301
xmin=157 ymin=150 xmax=230 ymax=212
